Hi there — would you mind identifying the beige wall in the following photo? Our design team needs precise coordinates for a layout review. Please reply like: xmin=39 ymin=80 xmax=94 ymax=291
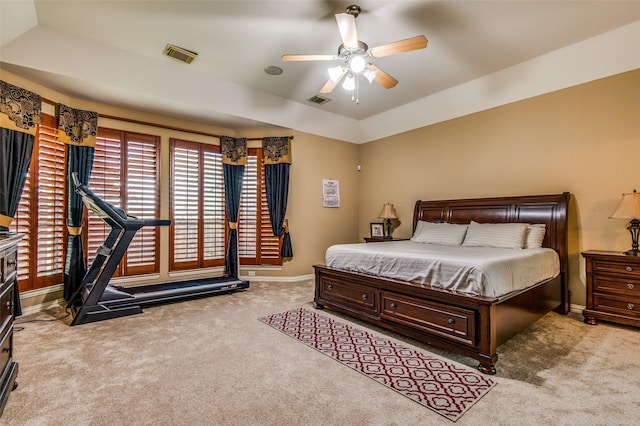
xmin=358 ymin=68 xmax=640 ymax=306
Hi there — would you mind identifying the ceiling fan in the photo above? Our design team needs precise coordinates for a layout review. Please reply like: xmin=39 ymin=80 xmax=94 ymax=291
xmin=281 ymin=4 xmax=428 ymax=102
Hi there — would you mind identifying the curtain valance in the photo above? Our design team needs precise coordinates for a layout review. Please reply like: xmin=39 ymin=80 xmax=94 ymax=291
xmin=263 ymin=136 xmax=292 ymax=164
xmin=0 ymin=80 xmax=41 ymax=136
xmin=221 ymin=135 xmax=247 ymax=165
xmin=57 ymin=104 xmax=98 ymax=147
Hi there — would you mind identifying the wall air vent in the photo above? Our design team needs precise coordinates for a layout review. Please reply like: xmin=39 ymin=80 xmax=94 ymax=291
xmin=163 ymin=44 xmax=198 ymax=64
xmin=307 ymin=95 xmax=331 ymax=105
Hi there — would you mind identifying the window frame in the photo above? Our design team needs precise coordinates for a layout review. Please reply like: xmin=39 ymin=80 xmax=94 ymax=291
xmin=86 ymin=128 xmax=162 ymax=277
xmin=169 ymin=138 xmax=226 ymax=271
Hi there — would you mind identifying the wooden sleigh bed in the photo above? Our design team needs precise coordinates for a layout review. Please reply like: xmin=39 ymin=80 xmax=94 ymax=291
xmin=314 ymin=193 xmax=570 ymax=374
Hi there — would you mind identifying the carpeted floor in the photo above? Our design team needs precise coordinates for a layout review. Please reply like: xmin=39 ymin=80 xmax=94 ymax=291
xmin=4 ymin=279 xmax=640 ymax=425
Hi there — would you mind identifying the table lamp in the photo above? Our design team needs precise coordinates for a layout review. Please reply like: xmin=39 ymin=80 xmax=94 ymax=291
xmin=378 ymin=203 xmax=398 ymax=239
xmin=610 ymin=189 xmax=640 ymax=255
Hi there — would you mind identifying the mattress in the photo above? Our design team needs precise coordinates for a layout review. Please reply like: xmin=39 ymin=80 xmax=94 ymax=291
xmin=325 ymin=240 xmax=560 ymax=298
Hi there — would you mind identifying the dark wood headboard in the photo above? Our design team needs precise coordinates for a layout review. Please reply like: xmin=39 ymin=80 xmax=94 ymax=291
xmin=413 ymin=192 xmax=571 ymax=312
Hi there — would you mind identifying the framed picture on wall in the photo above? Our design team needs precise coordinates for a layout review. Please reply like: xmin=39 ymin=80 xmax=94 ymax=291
xmin=370 ymin=222 xmax=384 ymax=238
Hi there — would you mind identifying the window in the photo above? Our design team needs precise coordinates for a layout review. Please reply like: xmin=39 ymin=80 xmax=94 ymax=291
xmin=170 ymin=139 xmax=225 ymax=270
xmin=10 ymin=113 xmax=67 ymax=291
xmin=87 ymin=129 xmax=161 ymax=276
xmin=169 ymin=140 xmax=281 ymax=271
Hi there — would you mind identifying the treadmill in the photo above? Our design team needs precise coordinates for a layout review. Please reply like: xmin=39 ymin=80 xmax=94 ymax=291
xmin=67 ymin=173 xmax=249 ymax=326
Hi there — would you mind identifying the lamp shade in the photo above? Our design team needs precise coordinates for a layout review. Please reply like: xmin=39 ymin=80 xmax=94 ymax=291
xmin=378 ymin=203 xmax=398 ymax=219
xmin=349 ymin=55 xmax=366 ymax=73
xmin=328 ymin=65 xmax=344 ymax=82
xmin=342 ymin=74 xmax=355 ymax=91
xmin=610 ymin=191 xmax=640 ymax=220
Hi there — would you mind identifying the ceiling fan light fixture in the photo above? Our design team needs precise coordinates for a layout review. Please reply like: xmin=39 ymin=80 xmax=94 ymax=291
xmin=342 ymin=74 xmax=356 ymax=91
xmin=349 ymin=55 xmax=366 ymax=73
xmin=328 ymin=65 xmax=345 ymax=82
xmin=362 ymin=67 xmax=377 ymax=83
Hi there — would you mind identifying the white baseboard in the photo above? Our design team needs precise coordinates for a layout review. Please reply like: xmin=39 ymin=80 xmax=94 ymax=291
xmin=569 ymin=303 xmax=586 ymax=315
xmin=241 ymin=274 xmax=314 ymax=282
xmin=19 ymin=299 xmax=66 ymax=316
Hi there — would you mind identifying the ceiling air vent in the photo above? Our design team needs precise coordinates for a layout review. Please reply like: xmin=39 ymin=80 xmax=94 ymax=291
xmin=163 ymin=44 xmax=198 ymax=64
xmin=307 ymin=95 xmax=331 ymax=105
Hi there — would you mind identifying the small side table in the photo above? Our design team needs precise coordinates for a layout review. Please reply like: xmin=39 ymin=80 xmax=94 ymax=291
xmin=582 ymin=250 xmax=640 ymax=327
xmin=364 ymin=237 xmax=409 ymax=243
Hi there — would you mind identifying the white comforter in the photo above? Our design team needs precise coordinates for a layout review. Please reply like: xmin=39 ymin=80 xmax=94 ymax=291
xmin=325 ymin=240 xmax=560 ymax=298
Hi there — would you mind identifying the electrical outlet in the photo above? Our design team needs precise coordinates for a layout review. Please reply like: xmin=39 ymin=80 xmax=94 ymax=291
xmin=248 ymin=271 xmax=256 ymax=276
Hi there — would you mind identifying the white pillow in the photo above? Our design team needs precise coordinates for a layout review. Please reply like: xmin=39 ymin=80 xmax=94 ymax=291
xmin=461 ymin=221 xmax=528 ymax=249
xmin=411 ymin=221 xmax=468 ymax=246
xmin=524 ymin=224 xmax=546 ymax=249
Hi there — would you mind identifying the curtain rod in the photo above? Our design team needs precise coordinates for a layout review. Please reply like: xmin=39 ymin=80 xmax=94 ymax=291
xmin=41 ymin=97 xmax=293 ymax=141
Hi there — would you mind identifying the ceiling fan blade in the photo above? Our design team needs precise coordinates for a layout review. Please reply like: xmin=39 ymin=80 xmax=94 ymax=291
xmin=368 ymin=35 xmax=428 ymax=58
xmin=281 ymin=54 xmax=336 ymax=61
xmin=367 ymin=64 xmax=398 ymax=89
xmin=319 ymin=69 xmax=347 ymax=94
xmin=335 ymin=13 xmax=358 ymax=48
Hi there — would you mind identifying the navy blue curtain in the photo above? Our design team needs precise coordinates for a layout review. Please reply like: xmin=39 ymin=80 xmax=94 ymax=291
xmin=263 ymin=136 xmax=293 ymax=258
xmin=223 ymin=163 xmax=244 ymax=278
xmin=221 ymin=136 xmax=247 ymax=278
xmin=0 ymin=129 xmax=34 ymax=232
xmin=0 ymin=129 xmax=35 ymax=317
xmin=63 ymin=144 xmax=94 ymax=301
xmin=265 ymin=163 xmax=293 ymax=257
xmin=1 ymin=80 xmax=41 ymax=317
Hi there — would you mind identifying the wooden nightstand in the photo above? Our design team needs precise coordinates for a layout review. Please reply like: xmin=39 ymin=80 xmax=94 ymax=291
xmin=363 ymin=237 xmax=409 ymax=243
xmin=582 ymin=250 xmax=640 ymax=327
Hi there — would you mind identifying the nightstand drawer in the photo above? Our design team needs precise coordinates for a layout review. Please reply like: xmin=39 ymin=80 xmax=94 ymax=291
xmin=593 ymin=293 xmax=640 ymax=317
xmin=591 ymin=259 xmax=640 ymax=278
xmin=593 ymin=275 xmax=640 ymax=296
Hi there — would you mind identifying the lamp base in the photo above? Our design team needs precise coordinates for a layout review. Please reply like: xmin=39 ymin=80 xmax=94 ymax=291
xmin=625 ymin=219 xmax=640 ymax=256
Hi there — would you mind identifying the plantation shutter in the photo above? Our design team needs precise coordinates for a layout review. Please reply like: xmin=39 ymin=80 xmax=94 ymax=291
xmin=11 ymin=113 xmax=67 ymax=290
xmin=202 ymin=148 xmax=225 ymax=263
xmin=87 ymin=129 xmax=123 ymax=274
xmin=88 ymin=129 xmax=160 ymax=276
xmin=239 ymin=149 xmax=281 ymax=265
xmin=170 ymin=139 xmax=225 ymax=270
xmin=125 ymin=134 xmax=161 ymax=274
xmin=11 ymin=167 xmax=31 ymax=285
xmin=259 ymin=159 xmax=281 ymax=263
xmin=171 ymin=141 xmax=200 ymax=269
xmin=239 ymin=154 xmax=258 ymax=261
xmin=36 ymin=116 xmax=67 ymax=282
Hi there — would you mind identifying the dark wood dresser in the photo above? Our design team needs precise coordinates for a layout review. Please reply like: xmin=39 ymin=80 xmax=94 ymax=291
xmin=0 ymin=233 xmax=21 ymax=417
xmin=582 ymin=250 xmax=640 ymax=327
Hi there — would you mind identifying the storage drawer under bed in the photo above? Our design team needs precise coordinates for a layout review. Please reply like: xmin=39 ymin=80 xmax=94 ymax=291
xmin=317 ymin=278 xmax=377 ymax=315
xmin=380 ymin=292 xmax=478 ymax=346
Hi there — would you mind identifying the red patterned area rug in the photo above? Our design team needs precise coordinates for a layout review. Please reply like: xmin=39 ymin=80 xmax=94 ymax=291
xmin=259 ymin=308 xmax=496 ymax=422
